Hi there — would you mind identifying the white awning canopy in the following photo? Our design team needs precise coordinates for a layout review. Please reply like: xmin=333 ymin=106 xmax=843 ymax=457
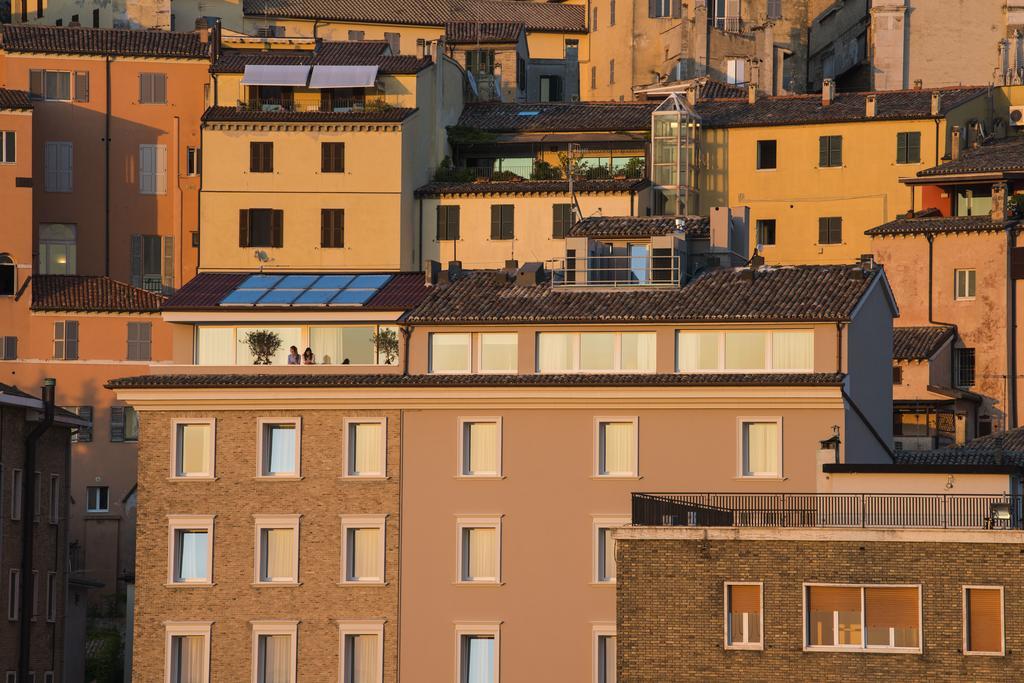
xmin=241 ymin=65 xmax=311 ymax=87
xmin=308 ymin=65 xmax=379 ymax=89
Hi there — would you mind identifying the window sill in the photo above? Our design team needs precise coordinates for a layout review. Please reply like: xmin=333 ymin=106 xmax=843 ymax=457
xmin=337 ymin=580 xmax=388 ymax=587
xmin=454 ymin=580 xmax=504 ymax=586
xmin=251 ymin=581 xmax=301 ymax=587
xmin=339 ymin=475 xmax=390 ymax=481
xmin=455 ymin=475 xmax=506 ymax=480
xmin=164 ymin=582 xmax=215 ymax=588
xmin=254 ymin=475 xmax=304 ymax=481
xmin=803 ymin=646 xmax=921 ymax=654
xmin=725 ymin=644 xmax=764 ymax=651
xmin=589 ymin=581 xmax=616 ymax=587
xmin=964 ymin=651 xmax=1005 ymax=657
xmin=591 ymin=475 xmax=642 ymax=480
xmin=168 ymin=476 xmax=218 ymax=482
xmin=755 ymin=168 xmax=777 ymax=172
xmin=733 ymin=476 xmax=787 ymax=481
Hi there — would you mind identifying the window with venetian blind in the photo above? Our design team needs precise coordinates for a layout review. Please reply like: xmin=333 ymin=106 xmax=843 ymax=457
xmin=345 ymin=420 xmax=386 ymax=477
xmin=806 ymin=585 xmax=920 ymax=651
xmin=596 ymin=419 xmax=637 ymax=477
xmin=964 ymin=587 xmax=1003 ymax=655
xmin=726 ymin=583 xmax=762 ymax=648
xmin=461 ymin=420 xmax=501 ymax=477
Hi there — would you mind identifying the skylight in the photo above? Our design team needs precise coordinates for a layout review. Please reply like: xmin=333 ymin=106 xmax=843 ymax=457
xmin=219 ymin=273 xmax=392 ymax=307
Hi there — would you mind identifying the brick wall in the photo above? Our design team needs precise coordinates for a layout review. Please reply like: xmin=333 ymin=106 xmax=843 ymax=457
xmin=617 ymin=535 xmax=1024 ymax=682
xmin=132 ymin=409 xmax=401 ymax=682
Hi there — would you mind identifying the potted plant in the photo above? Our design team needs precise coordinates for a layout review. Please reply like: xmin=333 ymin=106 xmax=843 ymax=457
xmin=372 ymin=328 xmax=400 ymax=365
xmin=245 ymin=330 xmax=282 ymax=365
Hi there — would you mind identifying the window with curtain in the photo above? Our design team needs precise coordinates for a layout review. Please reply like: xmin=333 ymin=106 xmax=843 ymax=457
xmin=580 ymin=333 xmax=615 ymax=371
xmin=257 ymin=634 xmax=292 ymax=683
xmin=597 ymin=634 xmax=615 ymax=683
xmin=677 ymin=331 xmax=719 ymax=371
xmin=537 ymin=333 xmax=575 ymax=372
xmin=479 ymin=333 xmax=517 ymax=373
xmin=771 ymin=331 xmax=813 ymax=370
xmin=597 ymin=527 xmax=616 ymax=582
xmin=170 ymin=635 xmax=206 ymax=683
xmin=726 ymin=584 xmax=762 ymax=647
xmin=724 ymin=332 xmax=766 ymax=370
xmin=463 ymin=421 xmax=499 ymax=476
xmin=965 ymin=587 xmax=1003 ymax=654
xmin=262 ymin=423 xmax=298 ymax=476
xmin=461 ymin=527 xmax=498 ymax=582
xmin=538 ymin=332 xmax=655 ymax=373
xmin=176 ymin=423 xmax=211 ymax=477
xmin=309 ymin=326 xmax=378 ymax=366
xmin=347 ymin=422 xmax=384 ymax=476
xmin=807 ymin=585 xmax=920 ymax=650
xmin=346 ymin=527 xmax=382 ymax=582
xmin=620 ymin=332 xmax=656 ymax=371
xmin=174 ymin=530 xmax=209 ymax=583
xmin=678 ymin=330 xmax=811 ymax=372
xmin=430 ymin=333 xmax=471 ymax=373
xmin=259 ymin=528 xmax=295 ymax=582
xmin=344 ymin=633 xmax=379 ymax=683
xmin=741 ymin=421 xmax=779 ymax=477
xmin=197 ymin=327 xmax=234 ymax=365
xmin=461 ymin=635 xmax=495 ymax=683
xmin=598 ymin=421 xmax=635 ymax=476
xmin=236 ymin=327 xmax=301 ymax=366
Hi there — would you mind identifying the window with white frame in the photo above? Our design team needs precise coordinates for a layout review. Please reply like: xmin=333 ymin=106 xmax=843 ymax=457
xmin=252 ymin=621 xmax=297 ymax=683
xmin=955 ymin=269 xmax=976 ymax=300
xmin=344 ymin=419 xmax=386 ymax=478
xmin=338 ymin=621 xmax=384 ymax=683
xmin=86 ymin=485 xmax=108 ymax=512
xmin=165 ymin=622 xmax=212 ymax=683
xmin=45 ymin=572 xmax=56 ymax=622
xmin=725 ymin=582 xmax=763 ymax=649
xmin=0 ymin=131 xmax=14 ymax=164
xmin=255 ymin=515 xmax=300 ymax=584
xmin=805 ymin=584 xmax=921 ymax=651
xmin=593 ymin=517 xmax=628 ymax=583
xmin=739 ymin=419 xmax=781 ymax=478
xmin=457 ymin=517 xmax=501 ymax=583
xmin=479 ymin=333 xmax=517 ymax=373
xmin=38 ymin=224 xmax=77 ymax=275
xmin=168 ymin=515 xmax=214 ymax=585
xmin=48 ymin=475 xmax=59 ymax=524
xmin=172 ymin=420 xmax=215 ymax=478
xmin=430 ymin=333 xmax=471 ymax=373
xmin=726 ymin=57 xmax=746 ymax=85
xmin=139 ymin=144 xmax=167 ymax=195
xmin=459 ymin=419 xmax=501 ymax=477
xmin=341 ymin=515 xmax=385 ymax=584
xmin=258 ymin=419 xmax=301 ymax=478
xmin=537 ymin=332 xmax=656 ymax=373
xmin=595 ymin=419 xmax=637 ymax=477
xmin=677 ymin=330 xmax=813 ymax=372
xmin=456 ymin=623 xmax=499 ymax=683
xmin=593 ymin=625 xmax=616 ymax=683
xmin=43 ymin=141 xmax=73 ymax=192
xmin=964 ymin=586 xmax=1004 ymax=656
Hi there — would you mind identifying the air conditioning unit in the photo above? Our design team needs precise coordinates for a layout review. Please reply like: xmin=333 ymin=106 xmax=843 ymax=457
xmin=1010 ymin=105 xmax=1024 ymax=127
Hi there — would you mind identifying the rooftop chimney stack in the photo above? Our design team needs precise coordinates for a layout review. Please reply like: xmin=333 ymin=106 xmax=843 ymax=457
xmin=931 ymin=91 xmax=942 ymax=116
xmin=913 ymin=79 xmax=923 ymax=90
xmin=865 ymin=94 xmax=876 ymax=118
xmin=822 ymin=78 xmax=835 ymax=106
xmin=951 ymin=126 xmax=962 ymax=161
xmin=991 ymin=181 xmax=1008 ymax=222
xmin=416 ymin=38 xmax=426 ymax=59
xmin=424 ymin=260 xmax=441 ymax=286
xmin=747 ymin=83 xmax=757 ymax=105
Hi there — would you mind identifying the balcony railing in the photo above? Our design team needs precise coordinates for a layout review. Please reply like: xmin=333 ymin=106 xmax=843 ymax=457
xmin=237 ymin=96 xmax=401 ymax=113
xmin=551 ymin=253 xmax=682 ymax=288
xmin=632 ymin=493 xmax=1024 ymax=530
xmin=439 ymin=160 xmax=647 ymax=183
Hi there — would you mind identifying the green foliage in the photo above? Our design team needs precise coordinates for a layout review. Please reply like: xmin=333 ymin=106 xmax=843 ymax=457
xmin=433 ymin=156 xmax=476 ymax=182
xmin=445 ymin=125 xmax=498 ymax=146
xmin=530 ymin=160 xmax=562 ymax=180
xmin=622 ymin=156 xmax=647 ymax=178
xmin=1009 ymin=193 xmax=1024 ymax=218
xmin=491 ymin=170 xmax=524 ymax=181
xmin=85 ymin=629 xmax=124 ymax=683
xmin=583 ymin=164 xmax=613 ymax=180
xmin=372 ymin=328 xmax=400 ymax=365
xmin=245 ymin=330 xmax=282 ymax=365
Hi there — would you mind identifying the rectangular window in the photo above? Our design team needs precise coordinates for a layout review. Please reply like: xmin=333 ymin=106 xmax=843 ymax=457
xmin=53 ymin=320 xmax=79 ymax=360
xmin=258 ymin=419 xmax=301 ymax=478
xmin=44 ymin=141 xmax=73 ymax=192
xmin=321 ymin=209 xmax=345 ymax=248
xmin=609 ymin=0 xmax=616 ymax=25
xmin=45 ymin=572 xmax=56 ymax=622
xmin=384 ymin=32 xmax=400 ymax=53
xmin=430 ymin=333 xmax=471 ymax=373
xmin=964 ymin=586 xmax=1004 ymax=655
xmin=0 ymin=131 xmax=15 ymax=164
xmin=609 ymin=59 xmax=615 ymax=84
xmin=458 ymin=629 xmax=498 ymax=683
xmin=818 ymin=216 xmax=842 ymax=245
xmin=169 ymin=516 xmax=213 ymax=585
xmin=139 ymin=144 xmax=167 ymax=195
xmin=819 ymin=135 xmax=843 ymax=167
xmin=591 ymin=66 xmax=597 ymax=90
xmin=127 ymin=322 xmax=152 ymax=361
xmin=955 ymin=269 xmax=976 ymax=300
xmin=167 ymin=623 xmax=212 ymax=683
xmin=594 ymin=518 xmax=627 ymax=583
xmin=110 ymin=405 xmax=139 ymax=443
xmin=740 ymin=419 xmax=781 ymax=477
xmin=756 ymin=140 xmax=776 ymax=170
xmin=172 ymin=420 xmax=215 ymax=478
xmin=341 ymin=515 xmax=385 ymax=584
xmin=74 ymin=71 xmax=90 ymax=102
xmin=649 ymin=0 xmax=672 ymax=17
xmin=755 ymin=219 xmax=776 ymax=246
xmin=437 ymin=206 xmax=461 ymax=241
xmin=537 ymin=332 xmax=656 ymax=373
xmin=479 ymin=333 xmax=517 ymax=373
xmin=250 ymin=141 xmax=274 ymax=173
xmin=129 ymin=234 xmax=172 ymax=292
xmin=345 ymin=420 xmax=386 ymax=478
xmin=39 ymin=223 xmax=77 ymax=275
xmin=596 ymin=632 xmax=616 ymax=683
xmin=253 ymin=623 xmax=297 ymax=683
xmin=1 ymin=337 xmax=16 ymax=360
xmin=552 ymin=203 xmax=573 ymax=238
xmin=7 ymin=569 xmax=19 ymax=621
xmin=596 ymin=419 xmax=637 ymax=477
xmin=460 ymin=419 xmax=501 ymax=477
xmin=139 ymin=73 xmax=167 ymax=104
xmin=490 ymin=205 xmax=515 ymax=240
xmin=255 ymin=517 xmax=300 ymax=584
xmin=321 ymin=142 xmax=345 ymax=173
xmin=806 ymin=584 xmax=920 ymax=651
xmin=892 ymin=365 xmax=903 ymax=385
xmin=592 ymin=6 xmax=598 ymax=30
xmin=30 ymin=70 xmax=71 ymax=101
xmin=726 ymin=58 xmax=745 ymax=85
xmin=955 ymin=348 xmax=976 ymax=387
xmin=48 ymin=475 xmax=59 ymax=524
xmin=726 ymin=583 xmax=763 ymax=648
xmin=239 ymin=209 xmax=284 ymax=248
xmin=458 ymin=518 xmax=501 ymax=583
xmin=86 ymin=485 xmax=108 ymax=513
xmin=11 ymin=469 xmax=22 ymax=521
xmin=339 ymin=622 xmax=384 ymax=683
xmin=186 ymin=147 xmax=200 ymax=176
xmin=896 ymin=131 xmax=921 ymax=164
xmin=348 ymin=30 xmax=364 ymax=40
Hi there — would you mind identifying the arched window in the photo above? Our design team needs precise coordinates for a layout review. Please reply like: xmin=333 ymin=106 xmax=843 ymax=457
xmin=0 ymin=255 xmax=15 ymax=296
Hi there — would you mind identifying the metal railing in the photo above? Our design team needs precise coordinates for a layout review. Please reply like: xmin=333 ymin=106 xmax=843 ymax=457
xmin=551 ymin=253 xmax=682 ymax=288
xmin=445 ymin=161 xmax=647 ymax=183
xmin=238 ymin=96 xmax=400 ymax=113
xmin=632 ymin=493 xmax=1024 ymax=530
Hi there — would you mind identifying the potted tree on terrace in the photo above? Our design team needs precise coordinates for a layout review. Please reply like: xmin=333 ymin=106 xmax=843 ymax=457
xmin=372 ymin=328 xmax=400 ymax=365
xmin=245 ymin=330 xmax=282 ymax=365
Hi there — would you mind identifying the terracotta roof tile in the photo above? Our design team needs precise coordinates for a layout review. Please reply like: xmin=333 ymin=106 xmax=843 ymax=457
xmin=107 ymin=372 xmax=845 ymax=390
xmin=916 ymin=135 xmax=1024 ymax=178
xmin=457 ymin=101 xmax=657 ymax=133
xmin=202 ymin=105 xmax=417 ymax=123
xmin=866 ymin=215 xmax=1015 ymax=236
xmin=407 ymin=264 xmax=881 ymax=324
xmin=567 ymin=215 xmax=709 ymax=239
xmin=0 ymin=88 xmax=32 ymax=110
xmin=414 ymin=178 xmax=648 ymax=197
xmin=212 ymin=41 xmax=432 ymax=74
xmin=894 ymin=428 xmax=1024 ymax=468
xmin=31 ymin=275 xmax=164 ymax=313
xmin=445 ymin=21 xmax=523 ymax=44
xmin=893 ymin=326 xmax=955 ymax=360
xmin=0 ymin=25 xmax=209 ymax=59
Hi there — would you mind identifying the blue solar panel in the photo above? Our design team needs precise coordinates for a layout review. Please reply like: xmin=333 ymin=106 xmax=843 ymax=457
xmin=257 ymin=289 xmax=304 ymax=305
xmin=350 ymin=274 xmax=391 ymax=289
xmin=279 ymin=274 xmax=318 ymax=288
xmin=221 ymin=289 xmax=267 ymax=305
xmin=219 ymin=273 xmax=392 ymax=307
xmin=331 ymin=289 xmax=377 ymax=305
xmin=312 ymin=275 xmax=355 ymax=289
xmin=241 ymin=274 xmax=282 ymax=288
xmin=294 ymin=289 xmax=338 ymax=305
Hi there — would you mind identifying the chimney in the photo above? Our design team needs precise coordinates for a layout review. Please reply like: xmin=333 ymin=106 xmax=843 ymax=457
xmin=859 ymin=253 xmax=876 ymax=271
xmin=951 ymin=126 xmax=962 ymax=161
xmin=505 ymin=259 xmax=519 ymax=271
xmin=686 ymin=84 xmax=699 ymax=107
xmin=930 ymin=90 xmax=942 ymax=116
xmin=747 ymin=83 xmax=757 ymax=105
xmin=423 ymin=259 xmax=441 ymax=286
xmin=865 ymin=94 xmax=876 ymax=118
xmin=821 ymin=78 xmax=835 ymax=106
xmin=991 ymin=181 xmax=1008 ymax=222
xmin=516 ymin=262 xmax=545 ymax=286
xmin=416 ymin=38 xmax=426 ymax=59
xmin=913 ymin=79 xmax=923 ymax=90
xmin=446 ymin=260 xmax=463 ymax=281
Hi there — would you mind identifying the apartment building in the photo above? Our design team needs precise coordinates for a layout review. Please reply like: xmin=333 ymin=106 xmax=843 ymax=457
xmin=0 ymin=380 xmax=89 ymax=683
xmin=200 ymin=35 xmax=463 ymax=273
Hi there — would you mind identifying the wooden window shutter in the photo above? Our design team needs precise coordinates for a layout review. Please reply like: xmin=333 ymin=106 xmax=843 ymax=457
xmin=321 ymin=209 xmax=330 ymax=246
xmin=967 ymin=588 xmax=1002 ymax=653
xmin=321 ymin=143 xmax=330 ymax=172
xmin=162 ymin=236 xmax=174 ymax=291
xmin=65 ymin=320 xmax=79 ymax=360
xmin=130 ymin=235 xmax=143 ymax=287
xmin=271 ymin=210 xmax=284 ymax=248
xmin=450 ymin=206 xmax=460 ymax=239
xmin=29 ymin=71 xmax=44 ymax=99
xmin=436 ymin=206 xmax=445 ymax=240
xmin=672 ymin=0 xmax=682 ymax=18
xmin=73 ymin=71 xmax=89 ymax=102
xmin=155 ymin=73 xmax=167 ymax=103
xmin=818 ymin=137 xmax=829 ymax=167
xmin=2 ymin=336 xmax=17 ymax=360
xmin=729 ymin=584 xmax=761 ymax=614
xmin=239 ymin=210 xmax=251 ymax=247
xmin=726 ymin=0 xmax=740 ymax=18
xmin=504 ymin=205 xmax=514 ymax=239
xmin=110 ymin=406 xmax=125 ymax=442
xmin=266 ymin=143 xmax=274 ymax=172
xmin=490 ymin=205 xmax=501 ymax=240
xmin=53 ymin=322 xmax=65 ymax=359
xmin=76 ymin=406 xmax=93 ymax=442
xmin=808 ymin=585 xmax=860 ymax=614
xmin=818 ymin=217 xmax=828 ymax=244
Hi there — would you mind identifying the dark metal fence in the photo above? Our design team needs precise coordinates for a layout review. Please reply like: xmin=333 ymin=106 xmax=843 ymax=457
xmin=632 ymin=493 xmax=1024 ymax=530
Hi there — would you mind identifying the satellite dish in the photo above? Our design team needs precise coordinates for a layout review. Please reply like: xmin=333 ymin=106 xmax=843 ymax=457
xmin=254 ymin=250 xmax=270 ymax=262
